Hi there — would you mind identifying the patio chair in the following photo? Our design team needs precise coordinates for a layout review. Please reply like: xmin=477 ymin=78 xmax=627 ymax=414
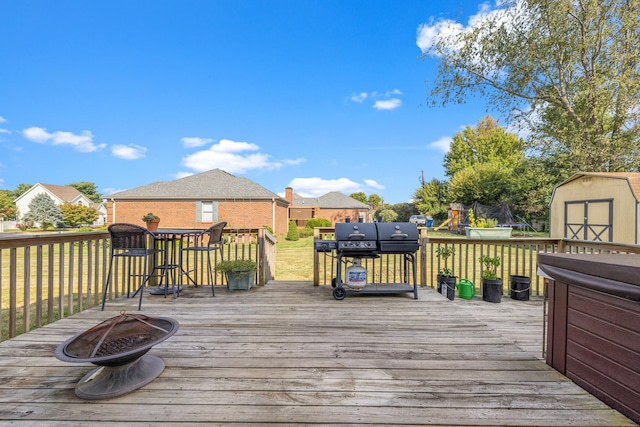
xmin=101 ymin=223 xmax=162 ymax=310
xmin=180 ymin=221 xmax=227 ymax=296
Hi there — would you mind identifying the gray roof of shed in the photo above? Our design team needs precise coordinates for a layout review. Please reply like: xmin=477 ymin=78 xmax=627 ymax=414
xmin=292 ymin=191 xmax=370 ymax=209
xmin=109 ymin=169 xmax=285 ymax=201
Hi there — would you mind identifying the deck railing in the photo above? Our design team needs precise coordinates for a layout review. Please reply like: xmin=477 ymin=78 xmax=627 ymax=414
xmin=0 ymin=227 xmax=275 ymax=341
xmin=314 ymin=228 xmax=640 ymax=297
xmin=3 ymin=227 xmax=638 ymax=342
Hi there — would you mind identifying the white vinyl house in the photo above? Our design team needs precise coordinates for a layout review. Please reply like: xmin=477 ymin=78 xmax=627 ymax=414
xmin=14 ymin=183 xmax=107 ymax=227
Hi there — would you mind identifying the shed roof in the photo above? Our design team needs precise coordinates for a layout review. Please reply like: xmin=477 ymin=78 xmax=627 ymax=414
xmin=292 ymin=191 xmax=370 ymax=209
xmin=559 ymin=172 xmax=640 ymax=201
xmin=109 ymin=168 xmax=286 ymax=201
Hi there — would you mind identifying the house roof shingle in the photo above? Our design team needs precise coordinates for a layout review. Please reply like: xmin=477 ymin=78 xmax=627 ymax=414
xmin=39 ymin=183 xmax=84 ymax=203
xmin=292 ymin=191 xmax=370 ymax=209
xmin=109 ymin=169 xmax=286 ymax=201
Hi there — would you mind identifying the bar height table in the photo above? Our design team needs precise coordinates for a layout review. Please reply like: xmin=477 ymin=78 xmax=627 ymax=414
xmin=148 ymin=229 xmax=204 ymax=297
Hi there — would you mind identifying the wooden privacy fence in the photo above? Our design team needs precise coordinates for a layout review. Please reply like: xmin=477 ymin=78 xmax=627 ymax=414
xmin=0 ymin=228 xmax=275 ymax=341
xmin=314 ymin=229 xmax=640 ymax=298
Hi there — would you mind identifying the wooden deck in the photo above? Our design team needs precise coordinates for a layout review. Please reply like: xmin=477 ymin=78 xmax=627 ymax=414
xmin=0 ymin=281 xmax=636 ymax=426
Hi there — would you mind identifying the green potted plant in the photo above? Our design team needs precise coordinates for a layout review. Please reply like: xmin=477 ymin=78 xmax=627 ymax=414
xmin=479 ymin=255 xmax=502 ymax=303
xmin=215 ymin=258 xmax=257 ymax=290
xmin=435 ymin=245 xmax=456 ymax=299
xmin=142 ymin=213 xmax=160 ymax=232
xmin=465 ymin=208 xmax=511 ymax=240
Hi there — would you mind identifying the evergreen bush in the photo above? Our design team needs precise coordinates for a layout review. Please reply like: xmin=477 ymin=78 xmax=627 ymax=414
xmin=286 ymin=220 xmax=300 ymax=241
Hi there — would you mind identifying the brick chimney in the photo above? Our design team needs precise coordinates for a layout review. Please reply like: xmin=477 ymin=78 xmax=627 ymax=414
xmin=285 ymin=187 xmax=293 ymax=204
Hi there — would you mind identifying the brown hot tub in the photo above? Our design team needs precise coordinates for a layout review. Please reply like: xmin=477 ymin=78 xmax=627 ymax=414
xmin=538 ymin=253 xmax=639 ymax=424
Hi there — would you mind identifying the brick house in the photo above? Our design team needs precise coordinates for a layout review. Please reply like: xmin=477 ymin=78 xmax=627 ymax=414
xmin=285 ymin=187 xmax=371 ymax=226
xmin=107 ymin=169 xmax=289 ymax=237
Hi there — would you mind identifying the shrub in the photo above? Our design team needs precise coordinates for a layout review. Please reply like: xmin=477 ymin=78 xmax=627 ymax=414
xmin=298 ymin=228 xmax=314 ymax=238
xmin=215 ymin=259 xmax=257 ymax=272
xmin=468 ymin=208 xmax=498 ymax=228
xmin=306 ymin=218 xmax=331 ymax=228
xmin=286 ymin=220 xmax=300 ymax=241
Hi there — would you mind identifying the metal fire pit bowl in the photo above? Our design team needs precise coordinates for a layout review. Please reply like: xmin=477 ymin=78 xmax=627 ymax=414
xmin=54 ymin=311 xmax=179 ymax=400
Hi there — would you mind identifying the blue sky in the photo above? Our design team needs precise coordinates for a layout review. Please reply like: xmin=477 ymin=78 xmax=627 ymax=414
xmin=0 ymin=0 xmax=499 ymax=204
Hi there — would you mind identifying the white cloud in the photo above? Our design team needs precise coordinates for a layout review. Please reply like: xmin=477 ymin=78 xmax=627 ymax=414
xmin=22 ymin=126 xmax=106 ymax=152
xmin=181 ymin=138 xmax=304 ymax=174
xmin=350 ymin=92 xmax=368 ymax=103
xmin=350 ymin=89 xmax=403 ymax=110
xmin=282 ymin=158 xmax=306 ymax=165
xmin=0 ymin=128 xmax=10 ymax=134
xmin=416 ymin=18 xmax=464 ymax=53
xmin=0 ymin=116 xmax=6 ymax=123
xmin=287 ymin=177 xmax=384 ymax=198
xmin=102 ymin=187 xmax=127 ymax=196
xmin=181 ymin=137 xmax=213 ymax=148
xmin=417 ymin=1 xmax=525 ymax=56
xmin=23 ymin=127 xmax=51 ymax=142
xmin=363 ymin=179 xmax=385 ymax=190
xmin=173 ymin=171 xmax=194 ymax=179
xmin=430 ymin=136 xmax=453 ymax=153
xmin=111 ymin=144 xmax=147 ymax=160
xmin=373 ymin=99 xmax=402 ymax=110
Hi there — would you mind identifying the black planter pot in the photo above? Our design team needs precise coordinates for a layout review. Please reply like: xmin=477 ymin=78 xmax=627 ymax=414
xmin=437 ymin=275 xmax=457 ymax=301
xmin=482 ymin=278 xmax=503 ymax=303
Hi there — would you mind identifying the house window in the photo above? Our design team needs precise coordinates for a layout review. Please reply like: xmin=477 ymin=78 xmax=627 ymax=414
xmin=197 ymin=201 xmax=218 ymax=223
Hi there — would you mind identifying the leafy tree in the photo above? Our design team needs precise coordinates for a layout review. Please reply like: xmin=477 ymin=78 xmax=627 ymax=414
xmin=367 ymin=194 xmax=382 ymax=210
xmin=379 ymin=209 xmax=398 ymax=223
xmin=349 ymin=192 xmax=367 ymax=204
xmin=60 ymin=202 xmax=99 ymax=227
xmin=413 ymin=179 xmax=449 ymax=222
xmin=448 ymin=163 xmax=514 ymax=207
xmin=422 ymin=0 xmax=640 ymax=174
xmin=9 ymin=183 xmax=33 ymax=200
xmin=22 ymin=193 xmax=64 ymax=230
xmin=439 ymin=117 xmax=532 ymax=216
xmin=443 ymin=116 xmax=525 ymax=177
xmin=68 ymin=181 xmax=103 ymax=203
xmin=0 ymin=190 xmax=17 ymax=220
xmin=387 ymin=202 xmax=419 ymax=222
xmin=349 ymin=192 xmax=382 ymax=211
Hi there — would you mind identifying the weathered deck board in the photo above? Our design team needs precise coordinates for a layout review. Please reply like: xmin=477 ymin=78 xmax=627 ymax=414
xmin=0 ymin=281 xmax=635 ymax=426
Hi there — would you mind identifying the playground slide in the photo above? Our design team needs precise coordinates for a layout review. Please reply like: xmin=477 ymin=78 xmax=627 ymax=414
xmin=434 ymin=218 xmax=452 ymax=231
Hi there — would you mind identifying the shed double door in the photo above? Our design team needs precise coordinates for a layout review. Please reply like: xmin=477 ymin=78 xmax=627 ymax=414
xmin=564 ymin=199 xmax=613 ymax=241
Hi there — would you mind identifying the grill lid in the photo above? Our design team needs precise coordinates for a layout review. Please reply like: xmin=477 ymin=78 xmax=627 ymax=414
xmin=335 ymin=223 xmax=378 ymax=251
xmin=376 ymin=222 xmax=419 ymax=253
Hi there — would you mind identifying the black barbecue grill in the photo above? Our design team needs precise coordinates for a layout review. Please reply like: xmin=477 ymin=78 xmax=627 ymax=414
xmin=323 ymin=222 xmax=420 ymax=300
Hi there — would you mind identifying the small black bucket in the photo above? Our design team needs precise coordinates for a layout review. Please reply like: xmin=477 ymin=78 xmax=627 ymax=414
xmin=510 ymin=275 xmax=531 ymax=301
xmin=482 ymin=279 xmax=502 ymax=303
xmin=437 ymin=276 xmax=456 ymax=301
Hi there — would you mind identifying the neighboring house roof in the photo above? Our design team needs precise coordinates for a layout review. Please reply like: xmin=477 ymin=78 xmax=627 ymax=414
xmin=292 ymin=191 xmax=370 ymax=209
xmin=558 ymin=172 xmax=640 ymax=201
xmin=14 ymin=183 xmax=89 ymax=205
xmin=109 ymin=168 xmax=287 ymax=202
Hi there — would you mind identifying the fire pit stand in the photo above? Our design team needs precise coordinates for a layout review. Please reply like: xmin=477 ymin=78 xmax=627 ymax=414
xmin=54 ymin=312 xmax=179 ymax=400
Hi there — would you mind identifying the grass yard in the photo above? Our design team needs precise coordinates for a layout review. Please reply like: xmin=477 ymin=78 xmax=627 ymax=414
xmin=275 ymin=236 xmax=315 ymax=281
